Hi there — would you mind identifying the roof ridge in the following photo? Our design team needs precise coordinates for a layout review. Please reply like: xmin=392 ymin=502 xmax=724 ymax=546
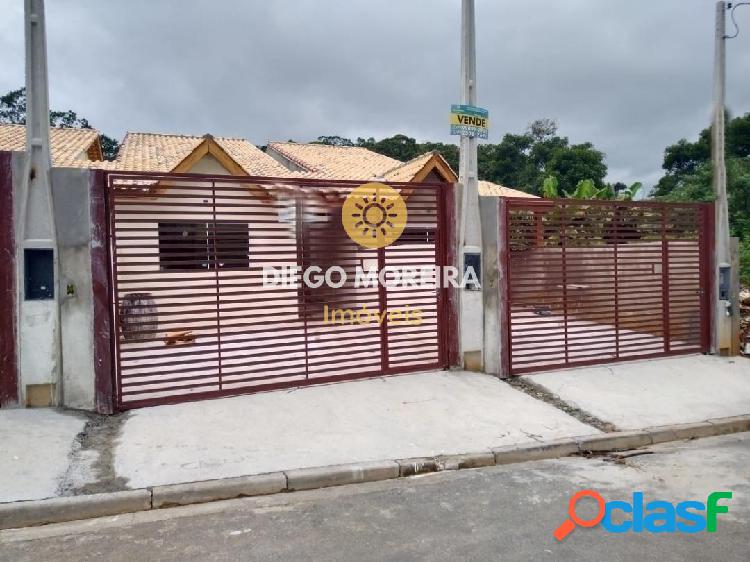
xmin=268 ymin=141 xmax=374 ymax=151
xmin=380 ymin=150 xmax=435 ymax=175
xmin=124 ymin=131 xmax=251 ymax=142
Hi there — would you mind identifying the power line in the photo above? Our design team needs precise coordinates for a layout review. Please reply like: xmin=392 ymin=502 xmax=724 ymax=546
xmin=725 ymin=2 xmax=750 ymax=39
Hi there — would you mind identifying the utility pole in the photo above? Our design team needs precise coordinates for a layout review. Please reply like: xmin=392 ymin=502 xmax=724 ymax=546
xmin=19 ymin=0 xmax=62 ymax=406
xmin=712 ymin=1 xmax=732 ymax=354
xmin=458 ymin=0 xmax=483 ymax=370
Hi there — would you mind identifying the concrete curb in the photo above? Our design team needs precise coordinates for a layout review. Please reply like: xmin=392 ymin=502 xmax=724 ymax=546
xmin=1 ymin=414 xmax=748 ymax=531
xmin=152 ymin=472 xmax=287 ymax=509
xmin=285 ymin=461 xmax=399 ymax=491
xmin=0 ymin=490 xmax=151 ymax=531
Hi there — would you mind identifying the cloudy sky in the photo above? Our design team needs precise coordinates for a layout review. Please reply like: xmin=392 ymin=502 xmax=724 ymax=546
xmin=1 ymin=0 xmax=748 ymax=188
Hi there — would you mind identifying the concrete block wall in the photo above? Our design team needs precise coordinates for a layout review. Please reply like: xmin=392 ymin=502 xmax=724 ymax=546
xmin=3 ymin=151 xmax=101 ymax=411
xmin=52 ymin=167 xmax=98 ymax=410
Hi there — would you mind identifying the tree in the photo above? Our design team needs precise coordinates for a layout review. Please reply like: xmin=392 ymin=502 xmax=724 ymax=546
xmin=0 ymin=88 xmax=25 ymax=124
xmin=0 ymin=87 xmax=119 ymax=160
xmin=546 ymin=142 xmax=607 ymax=192
xmin=477 ymin=120 xmax=608 ymax=195
xmin=354 ymin=135 xmax=459 ymax=172
xmin=357 ymin=134 xmax=421 ymax=162
xmin=527 ymin=118 xmax=558 ymax=143
xmin=323 ymin=119 xmax=610 ymax=197
xmin=312 ymin=136 xmax=353 ymax=146
xmin=654 ymin=112 xmax=750 ymax=283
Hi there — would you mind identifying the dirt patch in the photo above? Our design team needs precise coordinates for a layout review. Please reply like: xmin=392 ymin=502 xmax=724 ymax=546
xmin=505 ymin=377 xmax=618 ymax=433
xmin=57 ymin=410 xmax=130 ymax=496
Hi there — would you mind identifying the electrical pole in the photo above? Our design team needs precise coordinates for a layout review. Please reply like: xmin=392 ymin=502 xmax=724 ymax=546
xmin=712 ymin=1 xmax=732 ymax=354
xmin=458 ymin=0 xmax=483 ymax=370
xmin=20 ymin=0 xmax=62 ymax=406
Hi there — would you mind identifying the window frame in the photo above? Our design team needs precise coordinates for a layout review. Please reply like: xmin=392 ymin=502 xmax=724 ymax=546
xmin=157 ymin=220 xmax=250 ymax=272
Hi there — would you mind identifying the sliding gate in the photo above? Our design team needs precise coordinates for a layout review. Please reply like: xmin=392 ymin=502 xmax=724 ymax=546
xmin=106 ymin=172 xmax=452 ymax=409
xmin=502 ymin=198 xmax=712 ymax=374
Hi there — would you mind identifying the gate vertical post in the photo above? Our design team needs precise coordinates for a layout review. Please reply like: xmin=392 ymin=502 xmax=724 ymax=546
xmin=107 ymin=174 xmax=125 ymax=411
xmin=294 ymin=194 xmax=310 ymax=381
xmin=661 ymin=206 xmax=671 ymax=353
xmin=210 ymin=181 xmax=223 ymax=391
xmin=613 ymin=205 xmax=620 ymax=360
xmin=498 ymin=197 xmax=511 ymax=377
xmin=377 ymin=245 xmax=389 ymax=373
xmin=561 ymin=201 xmax=570 ymax=365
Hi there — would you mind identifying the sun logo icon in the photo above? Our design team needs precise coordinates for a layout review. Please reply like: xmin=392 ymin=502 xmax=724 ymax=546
xmin=342 ymin=183 xmax=407 ymax=249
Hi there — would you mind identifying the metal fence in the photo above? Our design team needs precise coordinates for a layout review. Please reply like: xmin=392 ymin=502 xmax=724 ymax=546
xmin=105 ymin=172 xmax=453 ymax=409
xmin=501 ymin=198 xmax=713 ymax=374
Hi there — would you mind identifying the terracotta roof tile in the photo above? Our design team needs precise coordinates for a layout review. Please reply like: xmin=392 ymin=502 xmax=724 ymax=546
xmin=267 ymin=142 xmax=402 ymax=180
xmin=478 ymin=180 xmax=538 ymax=198
xmin=0 ymin=124 xmax=101 ymax=167
xmin=214 ymin=137 xmax=294 ymax=177
xmin=110 ymin=132 xmax=294 ymax=177
xmin=381 ymin=152 xmax=437 ymax=182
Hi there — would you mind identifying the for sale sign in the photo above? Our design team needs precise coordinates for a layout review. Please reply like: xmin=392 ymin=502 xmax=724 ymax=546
xmin=450 ymin=104 xmax=489 ymax=139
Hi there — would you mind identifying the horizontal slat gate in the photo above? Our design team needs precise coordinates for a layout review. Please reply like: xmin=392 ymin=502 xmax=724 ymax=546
xmin=503 ymin=198 xmax=712 ymax=374
xmin=106 ymin=173 xmax=450 ymax=409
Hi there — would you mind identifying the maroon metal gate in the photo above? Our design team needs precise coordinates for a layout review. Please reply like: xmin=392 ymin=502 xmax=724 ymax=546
xmin=105 ymin=172 xmax=453 ymax=409
xmin=501 ymin=198 xmax=713 ymax=375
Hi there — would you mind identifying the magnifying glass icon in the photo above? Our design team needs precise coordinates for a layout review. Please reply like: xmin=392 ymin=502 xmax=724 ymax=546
xmin=553 ymin=489 xmax=606 ymax=541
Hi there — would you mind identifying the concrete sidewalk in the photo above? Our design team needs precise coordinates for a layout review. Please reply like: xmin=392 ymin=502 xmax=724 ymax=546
xmin=526 ymin=354 xmax=750 ymax=430
xmin=0 ymin=410 xmax=87 ymax=503
xmin=2 ymin=356 xmax=749 ymax=509
xmin=113 ymin=370 xmax=594 ymax=488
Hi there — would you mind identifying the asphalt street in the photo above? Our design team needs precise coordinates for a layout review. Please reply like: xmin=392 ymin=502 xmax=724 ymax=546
xmin=1 ymin=434 xmax=748 ymax=561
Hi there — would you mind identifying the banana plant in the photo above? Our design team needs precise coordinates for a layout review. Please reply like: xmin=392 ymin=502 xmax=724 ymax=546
xmin=541 ymin=176 xmax=642 ymax=201
xmin=617 ymin=181 xmax=642 ymax=201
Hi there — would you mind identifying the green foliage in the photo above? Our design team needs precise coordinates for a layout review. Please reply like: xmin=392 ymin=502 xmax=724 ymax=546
xmin=312 ymin=136 xmax=354 ymax=146
xmin=352 ymin=134 xmax=459 ymax=172
xmin=740 ymin=238 xmax=750 ymax=285
xmin=541 ymin=175 xmax=639 ymax=201
xmin=99 ymin=135 xmax=120 ymax=161
xmin=618 ymin=182 xmax=642 ymax=201
xmin=476 ymin=120 xmax=608 ymax=195
xmin=356 ymin=120 xmax=608 ymax=195
xmin=0 ymin=88 xmax=26 ymax=124
xmin=564 ymin=178 xmax=598 ymax=199
xmin=356 ymin=134 xmax=420 ymax=162
xmin=0 ymin=86 xmax=119 ymax=161
xmin=655 ymin=112 xmax=750 ymax=284
xmin=49 ymin=109 xmax=90 ymax=129
xmin=542 ymin=175 xmax=559 ymax=198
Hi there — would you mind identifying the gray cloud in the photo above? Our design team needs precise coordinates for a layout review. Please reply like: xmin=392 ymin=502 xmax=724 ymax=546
xmin=1 ymin=0 xmax=748 ymax=187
